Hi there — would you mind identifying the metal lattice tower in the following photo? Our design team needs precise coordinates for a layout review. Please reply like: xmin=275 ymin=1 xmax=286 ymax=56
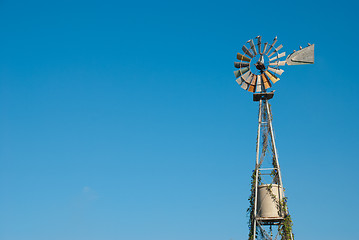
xmin=233 ymin=36 xmax=314 ymax=240
xmin=250 ymin=93 xmax=291 ymax=239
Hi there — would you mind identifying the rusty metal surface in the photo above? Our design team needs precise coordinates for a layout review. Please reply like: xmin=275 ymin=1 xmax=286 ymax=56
xmin=234 ymin=62 xmax=250 ymax=68
xmin=261 ymin=73 xmax=271 ymax=89
xmin=265 ymin=71 xmax=280 ymax=84
xmin=237 ymin=52 xmax=251 ymax=62
xmin=248 ymin=84 xmax=256 ymax=92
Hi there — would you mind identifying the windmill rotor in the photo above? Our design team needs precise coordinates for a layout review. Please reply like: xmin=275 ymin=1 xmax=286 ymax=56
xmin=234 ymin=36 xmax=315 ymax=93
xmin=234 ymin=36 xmax=287 ymax=93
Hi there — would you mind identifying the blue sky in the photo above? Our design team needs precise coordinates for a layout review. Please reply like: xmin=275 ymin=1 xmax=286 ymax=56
xmin=0 ymin=0 xmax=358 ymax=239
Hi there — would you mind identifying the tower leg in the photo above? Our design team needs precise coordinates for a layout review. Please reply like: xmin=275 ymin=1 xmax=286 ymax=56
xmin=252 ymin=99 xmax=263 ymax=239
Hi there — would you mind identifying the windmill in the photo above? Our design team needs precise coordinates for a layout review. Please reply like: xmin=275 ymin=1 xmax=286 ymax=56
xmin=234 ymin=36 xmax=314 ymax=239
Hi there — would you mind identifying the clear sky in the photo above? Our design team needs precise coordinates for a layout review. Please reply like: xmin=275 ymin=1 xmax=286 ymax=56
xmin=0 ymin=0 xmax=358 ymax=239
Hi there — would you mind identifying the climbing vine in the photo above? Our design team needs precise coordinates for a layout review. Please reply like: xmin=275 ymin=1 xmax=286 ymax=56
xmin=266 ymin=184 xmax=294 ymax=240
xmin=279 ymin=197 xmax=294 ymax=239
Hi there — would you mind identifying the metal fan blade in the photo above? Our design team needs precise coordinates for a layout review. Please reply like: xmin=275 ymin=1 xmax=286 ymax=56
xmin=261 ymin=73 xmax=271 ymax=89
xmin=234 ymin=62 xmax=250 ymax=68
xmin=269 ymin=61 xmax=286 ymax=66
xmin=262 ymin=42 xmax=268 ymax=56
xmin=242 ymin=45 xmax=254 ymax=58
xmin=243 ymin=71 xmax=254 ymax=84
xmin=265 ymin=71 xmax=280 ymax=84
xmin=241 ymin=71 xmax=252 ymax=84
xmin=236 ymin=77 xmax=243 ymax=85
xmin=256 ymin=36 xmax=262 ymax=54
xmin=248 ymin=75 xmax=257 ymax=92
xmin=256 ymin=75 xmax=262 ymax=92
xmin=250 ymin=74 xmax=257 ymax=85
xmin=241 ymin=81 xmax=249 ymax=90
xmin=268 ymin=44 xmax=283 ymax=57
xmin=268 ymin=67 xmax=284 ymax=75
xmin=269 ymin=52 xmax=286 ymax=62
xmin=233 ymin=67 xmax=250 ymax=78
xmin=237 ymin=53 xmax=251 ymax=62
xmin=247 ymin=39 xmax=257 ymax=56
xmin=266 ymin=36 xmax=278 ymax=55
xmin=248 ymin=84 xmax=256 ymax=92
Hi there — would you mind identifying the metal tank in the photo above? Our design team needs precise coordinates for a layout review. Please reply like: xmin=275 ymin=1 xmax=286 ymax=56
xmin=257 ymin=184 xmax=284 ymax=218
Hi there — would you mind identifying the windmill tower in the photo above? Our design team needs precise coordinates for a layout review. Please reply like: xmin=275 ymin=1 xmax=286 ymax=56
xmin=234 ymin=36 xmax=314 ymax=239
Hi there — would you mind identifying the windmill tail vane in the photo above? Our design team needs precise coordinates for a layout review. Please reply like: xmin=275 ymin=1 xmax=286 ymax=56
xmin=234 ymin=36 xmax=314 ymax=239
